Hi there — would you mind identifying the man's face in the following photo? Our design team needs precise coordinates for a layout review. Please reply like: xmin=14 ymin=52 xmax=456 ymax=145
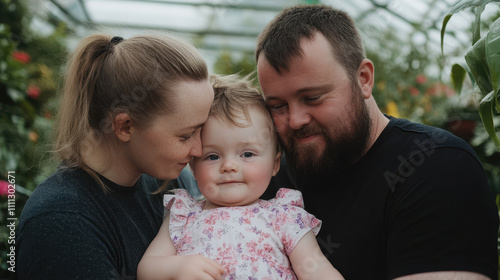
xmin=257 ymin=32 xmax=371 ymax=175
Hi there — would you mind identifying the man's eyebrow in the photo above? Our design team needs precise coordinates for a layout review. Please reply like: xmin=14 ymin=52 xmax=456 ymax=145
xmin=265 ymin=96 xmax=280 ymax=102
xmin=296 ymin=84 xmax=332 ymax=95
xmin=265 ymin=84 xmax=332 ymax=101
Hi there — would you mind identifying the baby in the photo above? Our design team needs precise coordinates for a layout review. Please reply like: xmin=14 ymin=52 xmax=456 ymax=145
xmin=138 ymin=74 xmax=344 ymax=280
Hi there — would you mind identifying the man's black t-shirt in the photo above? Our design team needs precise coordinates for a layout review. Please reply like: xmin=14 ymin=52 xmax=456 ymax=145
xmin=16 ymin=168 xmax=164 ymax=279
xmin=268 ymin=117 xmax=499 ymax=279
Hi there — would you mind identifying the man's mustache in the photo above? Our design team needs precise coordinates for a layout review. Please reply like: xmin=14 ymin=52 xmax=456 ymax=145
xmin=288 ymin=124 xmax=324 ymax=139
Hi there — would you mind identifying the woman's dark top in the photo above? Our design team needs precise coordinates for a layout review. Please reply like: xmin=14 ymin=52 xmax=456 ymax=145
xmin=16 ymin=167 xmax=164 ymax=279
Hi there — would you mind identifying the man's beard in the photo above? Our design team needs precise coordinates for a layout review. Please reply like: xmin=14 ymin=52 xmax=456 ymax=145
xmin=283 ymin=83 xmax=371 ymax=177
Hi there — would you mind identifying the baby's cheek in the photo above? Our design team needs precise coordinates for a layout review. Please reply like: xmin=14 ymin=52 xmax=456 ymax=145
xmin=244 ymin=163 xmax=274 ymax=185
xmin=204 ymin=185 xmax=219 ymax=197
xmin=193 ymin=167 xmax=216 ymax=193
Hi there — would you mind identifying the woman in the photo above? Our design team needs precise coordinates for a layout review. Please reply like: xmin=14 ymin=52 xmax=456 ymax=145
xmin=16 ymin=34 xmax=214 ymax=279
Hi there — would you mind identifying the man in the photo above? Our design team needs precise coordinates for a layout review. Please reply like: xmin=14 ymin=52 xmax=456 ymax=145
xmin=256 ymin=5 xmax=498 ymax=280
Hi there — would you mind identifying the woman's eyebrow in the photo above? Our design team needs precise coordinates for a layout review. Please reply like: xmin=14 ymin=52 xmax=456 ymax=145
xmin=184 ymin=122 xmax=206 ymax=131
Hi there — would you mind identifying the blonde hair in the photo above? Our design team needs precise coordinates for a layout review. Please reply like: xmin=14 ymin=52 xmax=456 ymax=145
xmin=54 ymin=34 xmax=208 ymax=189
xmin=209 ymin=74 xmax=280 ymax=152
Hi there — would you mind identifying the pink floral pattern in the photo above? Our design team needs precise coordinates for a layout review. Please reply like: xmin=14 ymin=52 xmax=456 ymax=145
xmin=164 ymin=188 xmax=321 ymax=279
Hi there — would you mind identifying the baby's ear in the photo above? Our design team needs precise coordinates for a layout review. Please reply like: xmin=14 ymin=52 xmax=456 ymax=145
xmin=272 ymin=151 xmax=281 ymax=176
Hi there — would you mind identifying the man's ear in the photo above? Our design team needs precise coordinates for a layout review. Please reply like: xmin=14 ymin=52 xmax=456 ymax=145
xmin=272 ymin=151 xmax=281 ymax=176
xmin=113 ymin=113 xmax=133 ymax=142
xmin=357 ymin=58 xmax=375 ymax=99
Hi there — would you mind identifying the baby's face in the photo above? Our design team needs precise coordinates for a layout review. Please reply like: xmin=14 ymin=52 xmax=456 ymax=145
xmin=190 ymin=107 xmax=280 ymax=210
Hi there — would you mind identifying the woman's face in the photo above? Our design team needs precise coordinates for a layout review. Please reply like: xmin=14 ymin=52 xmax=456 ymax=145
xmin=126 ymin=79 xmax=214 ymax=180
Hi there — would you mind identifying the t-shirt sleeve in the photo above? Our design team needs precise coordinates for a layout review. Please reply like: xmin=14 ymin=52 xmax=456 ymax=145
xmin=274 ymin=188 xmax=322 ymax=255
xmin=164 ymin=189 xmax=198 ymax=247
xmin=16 ymin=212 xmax=121 ymax=280
xmin=386 ymin=148 xmax=499 ymax=279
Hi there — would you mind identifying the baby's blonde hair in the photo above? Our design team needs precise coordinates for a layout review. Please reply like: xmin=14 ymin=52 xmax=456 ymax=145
xmin=209 ymin=74 xmax=280 ymax=153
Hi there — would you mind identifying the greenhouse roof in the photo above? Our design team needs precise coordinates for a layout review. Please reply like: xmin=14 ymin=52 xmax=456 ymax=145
xmin=42 ymin=0 xmax=497 ymax=69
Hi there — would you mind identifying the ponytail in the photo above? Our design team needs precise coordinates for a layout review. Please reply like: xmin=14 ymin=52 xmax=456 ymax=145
xmin=52 ymin=33 xmax=208 ymax=190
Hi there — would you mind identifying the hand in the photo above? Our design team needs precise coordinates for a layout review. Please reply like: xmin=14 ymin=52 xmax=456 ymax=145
xmin=169 ymin=254 xmax=225 ymax=280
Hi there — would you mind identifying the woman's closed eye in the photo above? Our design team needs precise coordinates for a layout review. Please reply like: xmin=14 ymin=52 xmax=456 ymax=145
xmin=180 ymin=128 xmax=200 ymax=141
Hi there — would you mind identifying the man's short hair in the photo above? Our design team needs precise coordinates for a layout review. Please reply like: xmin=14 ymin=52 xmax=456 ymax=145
xmin=256 ymin=5 xmax=365 ymax=82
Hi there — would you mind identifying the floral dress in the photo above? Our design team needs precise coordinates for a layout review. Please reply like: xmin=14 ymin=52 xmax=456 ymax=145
xmin=165 ymin=188 xmax=321 ymax=280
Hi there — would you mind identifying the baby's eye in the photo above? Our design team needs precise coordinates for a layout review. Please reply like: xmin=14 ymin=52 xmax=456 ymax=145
xmin=207 ymin=154 xmax=219 ymax=161
xmin=242 ymin=152 xmax=254 ymax=158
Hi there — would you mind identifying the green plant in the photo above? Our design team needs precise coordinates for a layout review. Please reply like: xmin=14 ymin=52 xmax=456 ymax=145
xmin=0 ymin=0 xmax=68 ymax=276
xmin=366 ymin=27 xmax=456 ymax=128
xmin=441 ymin=0 xmax=500 ymax=146
xmin=213 ymin=51 xmax=258 ymax=85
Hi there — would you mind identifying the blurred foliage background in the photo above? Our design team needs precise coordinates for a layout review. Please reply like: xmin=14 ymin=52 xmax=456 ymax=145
xmin=0 ymin=0 xmax=69 ymax=275
xmin=1 ymin=0 xmax=499 ymax=278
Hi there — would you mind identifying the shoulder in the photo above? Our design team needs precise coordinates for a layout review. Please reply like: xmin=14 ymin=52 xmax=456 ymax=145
xmin=381 ymin=118 xmax=492 ymax=215
xmin=23 ymin=168 xmax=98 ymax=210
xmin=271 ymin=188 xmax=305 ymax=208
xmin=19 ymin=168 xmax=106 ymax=229
xmin=383 ymin=121 xmax=498 ymax=279
xmin=166 ymin=189 xmax=202 ymax=224
xmin=382 ymin=118 xmax=484 ymax=184
xmin=388 ymin=117 xmax=476 ymax=157
xmin=264 ymin=188 xmax=322 ymax=233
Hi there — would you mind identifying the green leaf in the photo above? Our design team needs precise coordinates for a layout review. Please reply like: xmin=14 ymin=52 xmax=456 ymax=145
xmin=442 ymin=0 xmax=500 ymax=52
xmin=472 ymin=4 xmax=485 ymax=45
xmin=441 ymin=14 xmax=453 ymax=55
xmin=463 ymin=62 xmax=477 ymax=88
xmin=465 ymin=36 xmax=493 ymax=95
xmin=451 ymin=64 xmax=467 ymax=94
xmin=479 ymin=91 xmax=500 ymax=146
xmin=449 ymin=0 xmax=500 ymax=14
xmin=485 ymin=17 xmax=500 ymax=112
xmin=7 ymin=88 xmax=25 ymax=101
xmin=19 ymin=99 xmax=36 ymax=122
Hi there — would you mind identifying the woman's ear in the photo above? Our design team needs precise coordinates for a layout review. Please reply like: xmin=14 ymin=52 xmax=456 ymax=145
xmin=113 ymin=113 xmax=133 ymax=142
xmin=357 ymin=58 xmax=375 ymax=99
xmin=272 ymin=151 xmax=281 ymax=176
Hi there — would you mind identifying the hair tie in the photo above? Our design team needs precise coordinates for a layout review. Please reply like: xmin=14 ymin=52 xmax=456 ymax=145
xmin=110 ymin=36 xmax=124 ymax=45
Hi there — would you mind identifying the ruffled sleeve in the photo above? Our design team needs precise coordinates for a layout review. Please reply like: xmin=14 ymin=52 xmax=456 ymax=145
xmin=164 ymin=189 xmax=200 ymax=246
xmin=273 ymin=188 xmax=322 ymax=255
xmin=274 ymin=188 xmax=305 ymax=208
